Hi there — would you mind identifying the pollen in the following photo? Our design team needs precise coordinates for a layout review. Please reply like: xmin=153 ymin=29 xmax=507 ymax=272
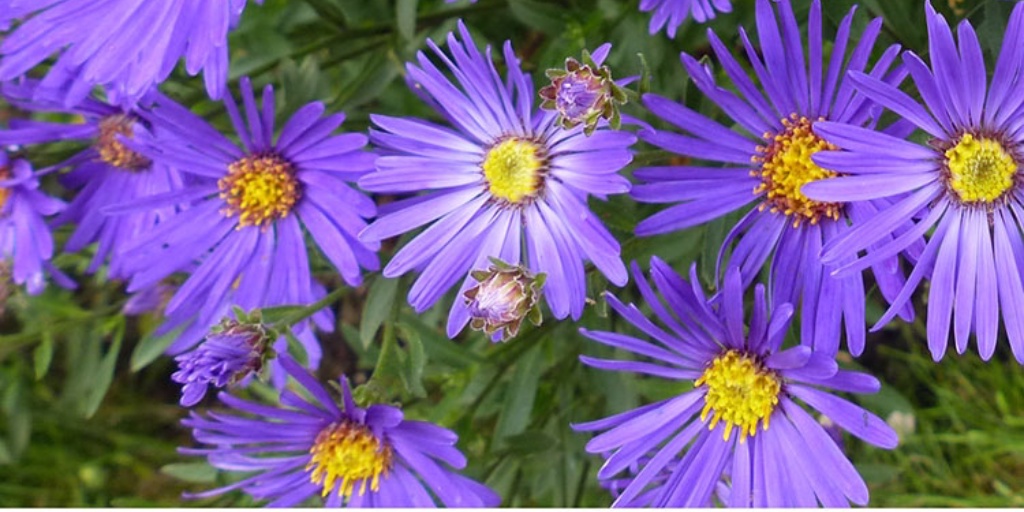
xmin=754 ymin=116 xmax=842 ymax=227
xmin=695 ymin=350 xmax=781 ymax=442
xmin=306 ymin=421 xmax=394 ymax=499
xmin=482 ymin=138 xmax=546 ymax=205
xmin=218 ymin=153 xmax=300 ymax=228
xmin=96 ymin=115 xmax=151 ymax=171
xmin=0 ymin=166 xmax=10 ymax=211
xmin=944 ymin=133 xmax=1017 ymax=204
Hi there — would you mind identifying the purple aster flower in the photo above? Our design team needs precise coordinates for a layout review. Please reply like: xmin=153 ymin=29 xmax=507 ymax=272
xmin=0 ymin=153 xmax=72 ymax=294
xmin=802 ymin=2 xmax=1024 ymax=362
xmin=640 ymin=0 xmax=732 ymax=37
xmin=633 ymin=0 xmax=917 ymax=357
xmin=359 ymin=22 xmax=635 ymax=337
xmin=0 ymin=0 xmax=261 ymax=106
xmin=574 ymin=259 xmax=898 ymax=507
xmin=182 ymin=356 xmax=500 ymax=507
xmin=0 ymin=80 xmax=184 ymax=280
xmin=114 ymin=77 xmax=378 ymax=369
xmin=172 ymin=312 xmax=275 ymax=407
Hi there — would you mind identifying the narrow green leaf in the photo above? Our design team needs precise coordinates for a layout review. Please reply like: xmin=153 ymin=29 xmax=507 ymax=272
xmin=81 ymin=324 xmax=124 ymax=418
xmin=396 ymin=323 xmax=427 ymax=398
xmin=508 ymin=0 xmax=565 ymax=34
xmin=396 ymin=0 xmax=418 ymax=42
xmin=160 ymin=462 xmax=218 ymax=483
xmin=360 ymin=276 xmax=399 ymax=349
xmin=493 ymin=344 xmax=543 ymax=447
xmin=33 ymin=330 xmax=54 ymax=379
xmin=130 ymin=324 xmax=184 ymax=372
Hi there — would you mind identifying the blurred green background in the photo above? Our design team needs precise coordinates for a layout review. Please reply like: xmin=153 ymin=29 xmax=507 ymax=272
xmin=2 ymin=0 xmax=1023 ymax=506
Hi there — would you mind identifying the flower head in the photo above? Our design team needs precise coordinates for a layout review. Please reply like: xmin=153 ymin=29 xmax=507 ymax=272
xmin=539 ymin=44 xmax=628 ymax=135
xmin=464 ymin=258 xmax=545 ymax=341
xmin=360 ymin=22 xmax=635 ymax=338
xmin=0 ymin=153 xmax=72 ymax=294
xmin=116 ymin=77 xmax=378 ymax=369
xmin=172 ymin=310 xmax=275 ymax=407
xmin=0 ymin=80 xmax=184 ymax=280
xmin=639 ymin=0 xmax=732 ymax=37
xmin=0 ymin=0 xmax=262 ymax=105
xmin=801 ymin=2 xmax=1024 ymax=362
xmin=574 ymin=259 xmax=898 ymax=507
xmin=182 ymin=356 xmax=500 ymax=507
xmin=632 ymin=0 xmax=917 ymax=357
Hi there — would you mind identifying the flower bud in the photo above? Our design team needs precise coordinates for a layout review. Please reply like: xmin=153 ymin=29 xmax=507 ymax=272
xmin=463 ymin=260 xmax=545 ymax=342
xmin=172 ymin=310 xmax=275 ymax=406
xmin=539 ymin=47 xmax=628 ymax=136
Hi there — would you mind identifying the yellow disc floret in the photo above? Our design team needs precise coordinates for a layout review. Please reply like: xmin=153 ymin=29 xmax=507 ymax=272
xmin=482 ymin=138 xmax=545 ymax=204
xmin=96 ymin=115 xmax=152 ymax=171
xmin=754 ymin=116 xmax=841 ymax=227
xmin=307 ymin=421 xmax=394 ymax=499
xmin=0 ymin=166 xmax=10 ymax=211
xmin=219 ymin=154 xmax=300 ymax=228
xmin=695 ymin=350 xmax=781 ymax=442
xmin=944 ymin=133 xmax=1017 ymax=204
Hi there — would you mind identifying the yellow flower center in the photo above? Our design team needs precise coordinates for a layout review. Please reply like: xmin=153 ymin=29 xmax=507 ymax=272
xmin=944 ymin=133 xmax=1017 ymax=204
xmin=695 ymin=350 xmax=781 ymax=442
xmin=218 ymin=154 xmax=300 ymax=228
xmin=482 ymin=138 xmax=545 ymax=204
xmin=754 ymin=116 xmax=841 ymax=227
xmin=96 ymin=115 xmax=151 ymax=171
xmin=306 ymin=422 xmax=394 ymax=499
xmin=0 ymin=166 xmax=10 ymax=211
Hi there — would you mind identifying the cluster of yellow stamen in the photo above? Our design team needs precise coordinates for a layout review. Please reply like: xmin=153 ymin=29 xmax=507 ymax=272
xmin=306 ymin=421 xmax=394 ymax=499
xmin=695 ymin=350 xmax=782 ymax=442
xmin=944 ymin=133 xmax=1018 ymax=204
xmin=753 ymin=115 xmax=842 ymax=227
xmin=0 ymin=166 xmax=10 ymax=210
xmin=482 ymin=137 xmax=546 ymax=205
xmin=96 ymin=115 xmax=151 ymax=170
xmin=218 ymin=154 xmax=300 ymax=228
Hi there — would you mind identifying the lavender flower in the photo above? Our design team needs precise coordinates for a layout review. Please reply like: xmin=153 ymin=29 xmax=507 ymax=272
xmin=182 ymin=356 xmax=500 ymax=507
xmin=359 ymin=22 xmax=635 ymax=338
xmin=0 ymin=0 xmax=262 ymax=105
xmin=0 ymin=153 xmax=72 ymax=294
xmin=640 ymin=0 xmax=732 ymax=37
xmin=633 ymin=0 xmax=917 ymax=357
xmin=575 ymin=259 xmax=898 ymax=507
xmin=803 ymin=2 xmax=1024 ymax=362
xmin=539 ymin=44 xmax=628 ymax=135
xmin=464 ymin=259 xmax=545 ymax=341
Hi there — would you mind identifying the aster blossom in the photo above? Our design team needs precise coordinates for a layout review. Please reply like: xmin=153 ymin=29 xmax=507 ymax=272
xmin=114 ymin=77 xmax=379 ymax=372
xmin=182 ymin=356 xmax=500 ymax=507
xmin=360 ymin=22 xmax=635 ymax=338
xmin=633 ymin=0 xmax=916 ymax=357
xmin=0 ymin=153 xmax=71 ymax=294
xmin=0 ymin=80 xmax=184 ymax=280
xmin=640 ymin=0 xmax=732 ymax=38
xmin=803 ymin=2 xmax=1024 ymax=362
xmin=0 ymin=0 xmax=262 ymax=106
xmin=575 ymin=259 xmax=898 ymax=507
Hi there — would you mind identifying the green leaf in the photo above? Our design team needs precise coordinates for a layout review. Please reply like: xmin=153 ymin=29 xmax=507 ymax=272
xmin=130 ymin=324 xmax=184 ymax=372
xmin=360 ymin=276 xmax=399 ymax=349
xmin=498 ymin=431 xmax=558 ymax=456
xmin=260 ymin=305 xmax=307 ymax=325
xmin=33 ymin=330 xmax=54 ymax=379
xmin=508 ymin=0 xmax=565 ymax=34
xmin=396 ymin=0 xmax=418 ymax=42
xmin=81 ymin=323 xmax=124 ymax=418
xmin=396 ymin=323 xmax=427 ymax=398
xmin=160 ymin=462 xmax=218 ymax=484
xmin=493 ymin=343 xmax=543 ymax=447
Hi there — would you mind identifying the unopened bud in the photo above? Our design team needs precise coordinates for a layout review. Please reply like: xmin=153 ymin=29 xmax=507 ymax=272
xmin=464 ymin=259 xmax=545 ymax=342
xmin=539 ymin=47 xmax=628 ymax=136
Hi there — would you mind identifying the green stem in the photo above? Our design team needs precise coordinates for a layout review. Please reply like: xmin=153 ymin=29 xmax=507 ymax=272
xmin=276 ymin=285 xmax=348 ymax=328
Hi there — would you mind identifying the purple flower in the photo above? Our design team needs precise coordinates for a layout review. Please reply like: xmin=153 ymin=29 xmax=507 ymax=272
xmin=574 ymin=259 xmax=898 ymax=507
xmin=0 ymin=0 xmax=261 ymax=106
xmin=172 ymin=314 xmax=274 ymax=407
xmin=639 ymin=0 xmax=732 ymax=37
xmin=803 ymin=2 xmax=1024 ymax=362
xmin=115 ymin=77 xmax=378 ymax=369
xmin=539 ymin=44 xmax=629 ymax=136
xmin=359 ymin=22 xmax=635 ymax=337
xmin=0 ymin=80 xmax=184 ymax=280
xmin=632 ymin=0 xmax=917 ymax=357
xmin=0 ymin=153 xmax=72 ymax=294
xmin=464 ymin=259 xmax=545 ymax=342
xmin=181 ymin=356 xmax=500 ymax=507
